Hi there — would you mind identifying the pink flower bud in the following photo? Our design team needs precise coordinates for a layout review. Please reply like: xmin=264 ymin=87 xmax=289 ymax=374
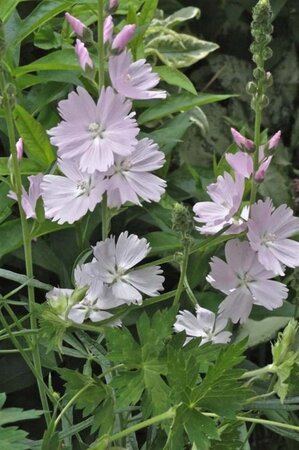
xmin=16 ymin=137 xmax=23 ymax=160
xmin=75 ymin=39 xmax=93 ymax=71
xmin=268 ymin=130 xmax=281 ymax=150
xmin=231 ymin=127 xmax=254 ymax=152
xmin=255 ymin=156 xmax=272 ymax=182
xmin=65 ymin=12 xmax=85 ymax=37
xmin=108 ymin=0 xmax=119 ymax=11
xmin=104 ymin=15 xmax=114 ymax=43
xmin=112 ymin=24 xmax=136 ymax=51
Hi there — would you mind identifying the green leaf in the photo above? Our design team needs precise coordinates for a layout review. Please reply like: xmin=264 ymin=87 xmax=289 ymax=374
xmin=34 ymin=24 xmax=61 ymax=50
xmin=0 ymin=0 xmax=21 ymax=21
xmin=0 ymin=219 xmax=22 ymax=258
xmin=0 ymin=157 xmax=43 ymax=175
xmin=14 ymin=105 xmax=55 ymax=168
xmin=145 ymin=231 xmax=181 ymax=254
xmin=13 ymin=50 xmax=79 ymax=76
xmin=154 ymin=66 xmax=197 ymax=94
xmin=235 ymin=317 xmax=292 ymax=348
xmin=191 ymin=340 xmax=251 ymax=418
xmin=184 ymin=409 xmax=219 ymax=448
xmin=153 ymin=7 xmax=201 ymax=29
xmin=138 ymin=92 xmax=232 ymax=125
xmin=145 ymin=32 xmax=218 ymax=68
xmin=11 ymin=1 xmax=75 ymax=46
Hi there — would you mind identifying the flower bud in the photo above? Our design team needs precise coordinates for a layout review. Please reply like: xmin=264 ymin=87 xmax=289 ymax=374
xmin=75 ymin=39 xmax=93 ymax=71
xmin=172 ymin=202 xmax=194 ymax=236
xmin=65 ymin=12 xmax=85 ymax=37
xmin=16 ymin=137 xmax=23 ymax=160
xmin=112 ymin=24 xmax=136 ymax=51
xmin=255 ymin=156 xmax=272 ymax=181
xmin=104 ymin=15 xmax=114 ymax=43
xmin=108 ymin=0 xmax=119 ymax=12
xmin=268 ymin=130 xmax=281 ymax=150
xmin=230 ymin=128 xmax=254 ymax=152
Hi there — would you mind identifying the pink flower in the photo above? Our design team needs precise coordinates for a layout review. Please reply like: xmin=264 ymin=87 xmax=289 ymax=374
xmin=231 ymin=128 xmax=254 ymax=152
xmin=109 ymin=50 xmax=167 ymax=100
xmin=174 ymin=306 xmax=232 ymax=345
xmin=16 ymin=138 xmax=23 ymax=160
xmin=77 ymin=232 xmax=164 ymax=305
xmin=255 ymin=155 xmax=272 ymax=181
xmin=225 ymin=152 xmax=253 ymax=179
xmin=41 ymin=158 xmax=106 ymax=224
xmin=48 ymin=86 xmax=139 ymax=173
xmin=65 ymin=12 xmax=85 ymax=37
xmin=75 ymin=39 xmax=93 ymax=71
xmin=247 ymin=199 xmax=299 ymax=275
xmin=207 ymin=239 xmax=288 ymax=323
xmin=193 ymin=172 xmax=244 ymax=234
xmin=8 ymin=174 xmax=44 ymax=219
xmin=112 ymin=24 xmax=136 ymax=51
xmin=105 ymin=138 xmax=166 ymax=207
xmin=104 ymin=15 xmax=113 ymax=43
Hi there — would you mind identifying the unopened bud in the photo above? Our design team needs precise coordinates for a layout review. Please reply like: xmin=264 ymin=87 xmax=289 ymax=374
xmin=75 ymin=39 xmax=94 ymax=71
xmin=65 ymin=12 xmax=85 ymax=37
xmin=16 ymin=137 xmax=23 ymax=160
xmin=108 ymin=0 xmax=119 ymax=12
xmin=112 ymin=24 xmax=136 ymax=51
xmin=255 ymin=156 xmax=272 ymax=182
xmin=172 ymin=203 xmax=194 ymax=236
xmin=230 ymin=128 xmax=254 ymax=152
xmin=104 ymin=15 xmax=114 ymax=44
xmin=268 ymin=130 xmax=281 ymax=150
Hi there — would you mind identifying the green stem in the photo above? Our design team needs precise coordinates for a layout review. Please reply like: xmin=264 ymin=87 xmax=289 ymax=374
xmin=91 ymin=407 xmax=176 ymax=449
xmin=97 ymin=0 xmax=105 ymax=89
xmin=249 ymin=81 xmax=263 ymax=206
xmin=101 ymin=193 xmax=110 ymax=240
xmin=173 ymin=241 xmax=190 ymax=310
xmin=54 ymin=383 xmax=92 ymax=428
xmin=0 ymin=68 xmax=50 ymax=424
xmin=184 ymin=275 xmax=198 ymax=308
xmin=240 ymin=364 xmax=273 ymax=379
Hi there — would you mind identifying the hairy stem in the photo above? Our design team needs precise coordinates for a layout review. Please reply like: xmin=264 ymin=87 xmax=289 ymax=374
xmin=173 ymin=241 xmax=191 ymax=310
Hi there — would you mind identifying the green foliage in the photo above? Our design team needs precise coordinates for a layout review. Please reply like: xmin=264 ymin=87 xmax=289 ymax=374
xmin=0 ymin=392 xmax=41 ymax=450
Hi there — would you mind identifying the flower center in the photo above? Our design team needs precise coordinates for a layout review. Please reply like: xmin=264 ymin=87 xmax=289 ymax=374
xmin=238 ymin=272 xmax=253 ymax=288
xmin=261 ymin=232 xmax=276 ymax=246
xmin=76 ymin=179 xmax=92 ymax=196
xmin=114 ymin=159 xmax=132 ymax=173
xmin=88 ymin=122 xmax=104 ymax=139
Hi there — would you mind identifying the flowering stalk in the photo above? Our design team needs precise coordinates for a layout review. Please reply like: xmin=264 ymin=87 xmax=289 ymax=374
xmin=248 ymin=0 xmax=273 ymax=205
xmin=0 ymin=66 xmax=50 ymax=423
xmin=97 ymin=0 xmax=105 ymax=88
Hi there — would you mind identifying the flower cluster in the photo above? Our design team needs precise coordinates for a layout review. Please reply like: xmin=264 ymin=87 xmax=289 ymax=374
xmin=175 ymin=127 xmax=299 ymax=340
xmin=47 ymin=232 xmax=164 ymax=325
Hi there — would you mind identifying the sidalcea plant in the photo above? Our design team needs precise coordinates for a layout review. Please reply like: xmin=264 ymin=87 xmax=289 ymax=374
xmin=1 ymin=0 xmax=299 ymax=449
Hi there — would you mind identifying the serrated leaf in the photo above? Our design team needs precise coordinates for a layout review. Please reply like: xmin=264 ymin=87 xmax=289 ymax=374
xmin=34 ymin=25 xmax=61 ymax=50
xmin=14 ymin=105 xmax=55 ymax=168
xmin=154 ymin=66 xmax=197 ymax=94
xmin=184 ymin=409 xmax=219 ymax=448
xmin=138 ymin=92 xmax=232 ymax=125
xmin=145 ymin=32 xmax=218 ymax=68
xmin=191 ymin=340 xmax=251 ymax=418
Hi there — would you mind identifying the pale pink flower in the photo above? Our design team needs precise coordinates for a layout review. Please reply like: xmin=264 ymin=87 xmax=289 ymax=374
xmin=231 ymin=128 xmax=254 ymax=152
xmin=193 ymin=172 xmax=244 ymax=234
xmin=79 ymin=232 xmax=164 ymax=305
xmin=247 ymin=199 xmax=299 ymax=275
xmin=104 ymin=15 xmax=114 ymax=43
xmin=225 ymin=152 xmax=253 ymax=179
xmin=48 ymin=86 xmax=139 ymax=173
xmin=65 ymin=12 xmax=85 ymax=37
xmin=174 ymin=306 xmax=231 ymax=345
xmin=75 ymin=39 xmax=93 ymax=70
xmin=8 ymin=174 xmax=44 ymax=219
xmin=16 ymin=138 xmax=23 ymax=160
xmin=104 ymin=138 xmax=166 ymax=207
xmin=109 ymin=50 xmax=167 ymax=100
xmin=41 ymin=158 xmax=106 ymax=224
xmin=112 ymin=24 xmax=136 ymax=51
xmin=207 ymin=239 xmax=288 ymax=323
